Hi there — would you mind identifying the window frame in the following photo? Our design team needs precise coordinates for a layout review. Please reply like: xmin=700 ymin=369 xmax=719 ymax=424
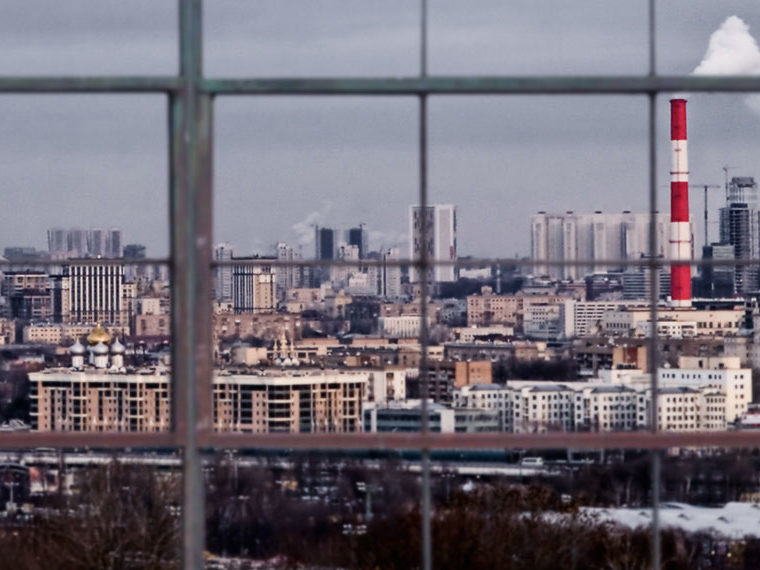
xmin=1 ymin=1 xmax=760 ymax=568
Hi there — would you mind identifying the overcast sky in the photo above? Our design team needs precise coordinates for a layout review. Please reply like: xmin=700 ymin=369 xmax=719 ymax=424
xmin=1 ymin=1 xmax=759 ymax=259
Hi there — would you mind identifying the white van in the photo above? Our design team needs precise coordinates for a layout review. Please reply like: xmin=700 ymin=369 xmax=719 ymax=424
xmin=520 ymin=456 xmax=545 ymax=467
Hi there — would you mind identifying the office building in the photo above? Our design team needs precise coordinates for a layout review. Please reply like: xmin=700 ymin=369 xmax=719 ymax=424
xmin=409 ymin=204 xmax=458 ymax=283
xmin=346 ymin=226 xmax=368 ymax=259
xmin=65 ymin=262 xmax=132 ymax=325
xmin=719 ymin=177 xmax=759 ymax=294
xmin=700 ymin=243 xmax=736 ymax=298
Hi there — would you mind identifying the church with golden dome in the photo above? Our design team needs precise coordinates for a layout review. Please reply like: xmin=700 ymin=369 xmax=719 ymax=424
xmin=69 ymin=323 xmax=125 ymax=371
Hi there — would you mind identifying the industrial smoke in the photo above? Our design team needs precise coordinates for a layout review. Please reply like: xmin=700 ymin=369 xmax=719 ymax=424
xmin=693 ymin=15 xmax=760 ymax=115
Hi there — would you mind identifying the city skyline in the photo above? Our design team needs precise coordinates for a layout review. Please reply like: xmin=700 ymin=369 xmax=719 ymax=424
xmin=2 ymin=4 xmax=760 ymax=258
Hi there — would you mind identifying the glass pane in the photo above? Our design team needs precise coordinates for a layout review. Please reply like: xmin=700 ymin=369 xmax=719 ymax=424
xmin=205 ymin=0 xmax=419 ymax=77
xmin=0 ymin=262 xmax=172 ymax=433
xmin=0 ymin=0 xmax=176 ymax=76
xmin=204 ymin=450 xmax=422 ymax=566
xmin=0 ymin=95 xmax=169 ymax=258
xmin=0 ymin=458 xmax=180 ymax=566
xmin=430 ymin=0 xmax=648 ymax=76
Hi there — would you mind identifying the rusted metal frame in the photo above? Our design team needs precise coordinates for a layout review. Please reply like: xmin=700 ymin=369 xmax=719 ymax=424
xmin=2 ymin=254 xmax=755 ymax=271
xmin=647 ymin=2 xmax=661 ymax=565
xmin=172 ymin=0 xmax=208 ymax=567
xmin=0 ymin=432 xmax=176 ymax=448
xmin=0 ymin=258 xmax=170 ymax=268
xmin=0 ymin=77 xmax=180 ymax=93
xmin=417 ymin=2 xmax=431 ymax=569
xmin=201 ymin=75 xmax=760 ymax=96
xmin=207 ymin=431 xmax=760 ymax=451
xmin=208 ymin=256 xmax=760 ymax=269
xmin=2 ymin=75 xmax=760 ymax=96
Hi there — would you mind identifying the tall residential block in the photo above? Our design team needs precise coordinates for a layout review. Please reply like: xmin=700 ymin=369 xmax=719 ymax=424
xmin=530 ymin=211 xmax=676 ymax=280
xmin=232 ymin=257 xmax=276 ymax=314
xmin=409 ymin=204 xmax=457 ymax=283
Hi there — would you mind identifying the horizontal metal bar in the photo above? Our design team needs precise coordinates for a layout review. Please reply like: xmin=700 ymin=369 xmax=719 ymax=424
xmin=209 ymin=431 xmax=760 ymax=451
xmin=1 ymin=256 xmax=756 ymax=271
xmin=0 ymin=430 xmax=754 ymax=452
xmin=0 ymin=432 xmax=176 ymax=448
xmin=0 ymin=257 xmax=170 ymax=268
xmin=212 ymin=256 xmax=760 ymax=269
xmin=0 ymin=77 xmax=181 ymax=94
xmin=203 ymin=75 xmax=760 ymax=96
xmin=1 ymin=75 xmax=759 ymax=96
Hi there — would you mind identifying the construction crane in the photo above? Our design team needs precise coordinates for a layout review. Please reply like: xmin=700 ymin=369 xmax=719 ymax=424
xmin=690 ymin=183 xmax=721 ymax=247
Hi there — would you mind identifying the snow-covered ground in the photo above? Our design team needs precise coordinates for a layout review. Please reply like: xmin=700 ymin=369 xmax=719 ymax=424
xmin=583 ymin=502 xmax=760 ymax=537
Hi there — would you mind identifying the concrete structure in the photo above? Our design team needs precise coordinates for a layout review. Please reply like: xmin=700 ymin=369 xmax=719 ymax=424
xmin=65 ymin=262 xmax=133 ymax=326
xmin=530 ymin=211 xmax=675 ymax=280
xmin=31 ymin=338 xmax=368 ymax=433
xmin=23 ymin=323 xmax=129 ymax=345
xmin=366 ymin=366 xmax=406 ymax=404
xmin=378 ymin=315 xmax=425 ymax=338
xmin=409 ymin=204 xmax=457 ymax=283
xmin=231 ymin=257 xmax=276 ymax=314
xmin=276 ymin=242 xmax=306 ymax=300
xmin=214 ymin=371 xmax=367 ymax=433
xmin=213 ymin=242 xmax=234 ymax=303
xmin=601 ymin=307 xmax=743 ymax=337
xmin=47 ymin=227 xmax=122 ymax=259
xmin=669 ymin=99 xmax=692 ymax=307
xmin=362 ymin=400 xmax=499 ymax=433
xmin=466 ymin=286 xmax=519 ymax=326
xmin=454 ymin=359 xmax=752 ymax=433
xmin=719 ymin=176 xmax=759 ymax=294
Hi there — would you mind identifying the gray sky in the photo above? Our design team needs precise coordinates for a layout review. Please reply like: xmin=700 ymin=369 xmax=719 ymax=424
xmin=1 ymin=1 xmax=759 ymax=258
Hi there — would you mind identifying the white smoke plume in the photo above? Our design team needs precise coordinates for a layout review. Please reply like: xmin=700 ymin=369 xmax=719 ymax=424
xmin=291 ymin=201 xmax=333 ymax=246
xmin=692 ymin=15 xmax=760 ymax=114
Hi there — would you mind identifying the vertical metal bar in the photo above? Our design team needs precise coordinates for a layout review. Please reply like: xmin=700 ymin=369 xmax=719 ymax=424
xmin=171 ymin=1 xmax=209 ymax=568
xmin=647 ymin=1 xmax=661 ymax=568
xmin=418 ymin=1 xmax=432 ymax=570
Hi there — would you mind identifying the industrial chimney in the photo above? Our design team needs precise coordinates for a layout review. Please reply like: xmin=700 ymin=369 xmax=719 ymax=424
xmin=670 ymin=98 xmax=691 ymax=308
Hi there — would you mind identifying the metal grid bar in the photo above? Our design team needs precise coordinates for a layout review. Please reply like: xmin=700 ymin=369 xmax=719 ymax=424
xmin=646 ymin=2 xmax=661 ymax=564
xmin=0 ymin=430 xmax=756 ymax=451
xmin=416 ymin=2 xmax=432 ymax=568
xmin=3 ymin=255 xmax=759 ymax=270
xmin=207 ymin=431 xmax=760 ymax=451
xmin=2 ymin=75 xmax=760 ymax=95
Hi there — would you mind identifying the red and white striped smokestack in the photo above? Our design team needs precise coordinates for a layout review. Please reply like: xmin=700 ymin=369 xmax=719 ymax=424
xmin=670 ymin=98 xmax=691 ymax=308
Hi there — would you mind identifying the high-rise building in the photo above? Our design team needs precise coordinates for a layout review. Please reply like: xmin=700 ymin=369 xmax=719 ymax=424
xmin=65 ymin=262 xmax=132 ymax=325
xmin=719 ymin=177 xmax=759 ymax=294
xmin=87 ymin=228 xmax=106 ymax=257
xmin=409 ymin=204 xmax=457 ymax=283
xmin=213 ymin=242 xmax=234 ymax=302
xmin=378 ymin=247 xmax=402 ymax=299
xmin=231 ymin=257 xmax=276 ymax=314
xmin=346 ymin=226 xmax=368 ymax=259
xmin=530 ymin=211 xmax=676 ymax=280
xmin=276 ymin=242 xmax=306 ymax=299
xmin=314 ymin=227 xmax=336 ymax=286
xmin=701 ymin=243 xmax=736 ymax=298
xmin=106 ymin=228 xmax=122 ymax=258
xmin=2 ymin=271 xmax=52 ymax=321
xmin=47 ymin=227 xmax=123 ymax=259
xmin=123 ymin=244 xmax=146 ymax=259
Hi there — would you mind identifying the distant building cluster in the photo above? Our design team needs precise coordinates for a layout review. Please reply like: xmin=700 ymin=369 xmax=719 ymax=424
xmin=5 ymin=190 xmax=760 ymax=442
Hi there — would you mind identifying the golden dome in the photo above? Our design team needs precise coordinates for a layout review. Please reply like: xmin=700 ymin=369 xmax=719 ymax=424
xmin=87 ymin=324 xmax=112 ymax=346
